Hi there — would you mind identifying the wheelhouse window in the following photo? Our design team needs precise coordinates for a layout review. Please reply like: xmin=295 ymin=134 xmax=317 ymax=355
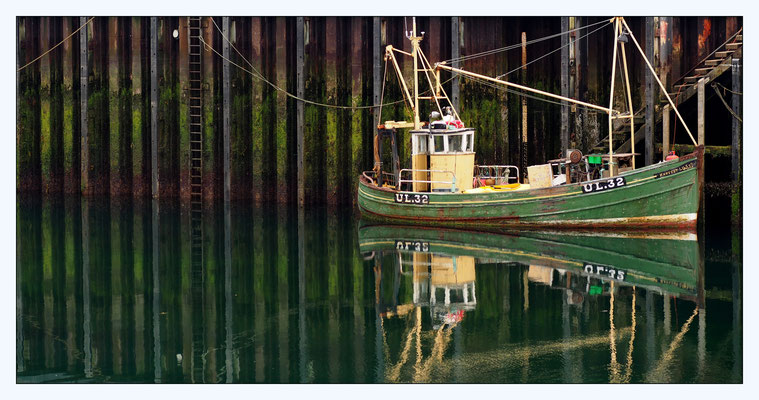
xmin=429 ymin=130 xmax=475 ymax=154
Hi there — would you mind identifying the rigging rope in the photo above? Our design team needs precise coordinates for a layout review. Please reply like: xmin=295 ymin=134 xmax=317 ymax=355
xmin=17 ymin=17 xmax=94 ymax=72
xmin=495 ymin=20 xmax=610 ymax=79
xmin=711 ymin=82 xmax=742 ymax=123
xmin=442 ymin=18 xmax=609 ymax=65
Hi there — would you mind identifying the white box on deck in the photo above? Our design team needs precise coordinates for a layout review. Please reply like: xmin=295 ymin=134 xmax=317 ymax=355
xmin=527 ymin=164 xmax=553 ymax=189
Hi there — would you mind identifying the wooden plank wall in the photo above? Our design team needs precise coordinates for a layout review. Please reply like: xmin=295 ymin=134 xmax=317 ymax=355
xmin=16 ymin=16 xmax=741 ymax=206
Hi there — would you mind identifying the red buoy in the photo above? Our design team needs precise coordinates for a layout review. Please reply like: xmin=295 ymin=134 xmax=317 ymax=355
xmin=665 ymin=151 xmax=678 ymax=161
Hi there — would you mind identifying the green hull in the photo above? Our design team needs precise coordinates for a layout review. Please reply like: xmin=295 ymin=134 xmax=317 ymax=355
xmin=358 ymin=148 xmax=704 ymax=229
xmin=358 ymin=224 xmax=701 ymax=300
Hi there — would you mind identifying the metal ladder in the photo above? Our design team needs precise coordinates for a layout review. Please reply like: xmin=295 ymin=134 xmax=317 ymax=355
xmin=188 ymin=16 xmax=205 ymax=383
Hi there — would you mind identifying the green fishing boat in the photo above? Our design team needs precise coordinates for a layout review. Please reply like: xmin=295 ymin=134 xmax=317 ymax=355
xmin=358 ymin=17 xmax=704 ymax=229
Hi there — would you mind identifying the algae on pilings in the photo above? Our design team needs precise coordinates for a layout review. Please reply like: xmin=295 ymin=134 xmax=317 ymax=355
xmin=17 ymin=17 xmax=42 ymax=194
xmin=85 ymin=18 xmax=112 ymax=196
xmin=131 ymin=17 xmax=148 ymax=198
xmin=157 ymin=17 xmax=181 ymax=198
xmin=109 ymin=17 xmax=135 ymax=197
xmin=63 ymin=16 xmax=82 ymax=195
xmin=230 ymin=17 xmax=253 ymax=201
xmin=303 ymin=17 xmax=327 ymax=205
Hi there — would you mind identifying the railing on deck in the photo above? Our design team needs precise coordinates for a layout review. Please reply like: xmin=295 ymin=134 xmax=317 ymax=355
xmin=363 ymin=170 xmax=399 ymax=188
xmin=473 ymin=165 xmax=519 ymax=187
xmin=399 ymin=169 xmax=457 ymax=192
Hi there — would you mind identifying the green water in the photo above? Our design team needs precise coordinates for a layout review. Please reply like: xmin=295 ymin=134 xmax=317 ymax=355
xmin=16 ymin=196 xmax=742 ymax=383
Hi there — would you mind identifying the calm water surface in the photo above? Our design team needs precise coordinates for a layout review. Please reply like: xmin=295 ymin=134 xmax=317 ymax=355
xmin=16 ymin=196 xmax=742 ymax=383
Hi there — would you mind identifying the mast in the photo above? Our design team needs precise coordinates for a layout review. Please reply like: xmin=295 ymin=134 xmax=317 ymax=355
xmin=411 ymin=18 xmax=421 ymax=129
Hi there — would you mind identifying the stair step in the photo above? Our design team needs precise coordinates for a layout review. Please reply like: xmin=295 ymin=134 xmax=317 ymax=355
xmin=715 ymin=51 xmax=733 ymax=58
xmin=695 ymin=67 xmax=710 ymax=75
xmin=683 ymin=76 xmax=702 ymax=83
xmin=736 ymin=34 xmax=742 ymax=41
xmin=705 ymin=59 xmax=722 ymax=66
xmin=726 ymin=42 xmax=741 ymax=50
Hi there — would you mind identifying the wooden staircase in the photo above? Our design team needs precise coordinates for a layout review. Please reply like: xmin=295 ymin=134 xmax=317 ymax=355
xmin=591 ymin=32 xmax=742 ymax=156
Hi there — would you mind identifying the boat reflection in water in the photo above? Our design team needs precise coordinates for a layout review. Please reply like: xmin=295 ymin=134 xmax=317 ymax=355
xmin=360 ymin=223 xmax=723 ymax=383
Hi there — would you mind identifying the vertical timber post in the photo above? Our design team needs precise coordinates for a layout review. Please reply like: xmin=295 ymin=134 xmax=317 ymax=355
xmin=645 ymin=17 xmax=655 ymax=167
xmin=697 ymin=77 xmax=705 ymax=146
xmin=521 ymin=32 xmax=527 ymax=182
xmin=150 ymin=17 xmax=159 ymax=198
xmin=297 ymin=17 xmax=305 ymax=206
xmin=373 ymin=17 xmax=380 ymax=126
xmin=222 ymin=17 xmax=231 ymax=205
xmin=451 ymin=17 xmax=460 ymax=111
xmin=731 ymin=58 xmax=741 ymax=225
xmin=560 ymin=17 xmax=569 ymax=154
xmin=80 ymin=17 xmax=89 ymax=194
xmin=662 ymin=105 xmax=670 ymax=160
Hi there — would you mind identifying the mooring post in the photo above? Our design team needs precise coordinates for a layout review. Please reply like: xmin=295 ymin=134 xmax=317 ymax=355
xmin=451 ymin=17 xmax=460 ymax=111
xmin=645 ymin=17 xmax=655 ymax=166
xmin=731 ymin=58 xmax=741 ymax=226
xmin=521 ymin=31 xmax=528 ymax=182
xmin=297 ymin=17 xmax=305 ymax=206
xmin=662 ymin=104 xmax=670 ymax=160
xmin=560 ymin=17 xmax=570 ymax=155
xmin=150 ymin=17 xmax=158 ymax=198
xmin=80 ymin=16 xmax=89 ymax=194
xmin=697 ymin=77 xmax=705 ymax=146
xmin=731 ymin=59 xmax=741 ymax=182
xmin=222 ymin=17 xmax=231 ymax=205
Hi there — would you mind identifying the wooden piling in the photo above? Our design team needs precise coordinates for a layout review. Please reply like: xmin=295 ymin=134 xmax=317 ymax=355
xmin=249 ymin=17 xmax=263 ymax=203
xmin=40 ymin=18 xmax=51 ymax=194
xmin=560 ymin=17 xmax=570 ymax=154
xmin=131 ymin=17 xmax=146 ymax=197
xmin=80 ymin=17 xmax=89 ymax=194
xmin=521 ymin=31 xmax=527 ymax=182
xmin=178 ymin=17 xmax=190 ymax=202
xmin=662 ymin=104 xmax=670 ymax=160
xmin=731 ymin=58 xmax=741 ymax=225
xmin=202 ymin=17 xmax=217 ymax=203
xmin=451 ymin=17 xmax=460 ymax=111
xmin=275 ymin=17 xmax=289 ymax=203
xmin=222 ymin=17 xmax=231 ymax=204
xmin=697 ymin=77 xmax=705 ymax=146
xmin=349 ymin=17 xmax=365 ymax=205
xmin=63 ymin=17 xmax=79 ymax=194
xmin=296 ymin=17 xmax=305 ymax=206
xmin=228 ymin=18 xmax=252 ymax=201
xmin=644 ymin=17 xmax=655 ymax=166
xmin=325 ymin=17 xmax=338 ymax=205
xmin=150 ymin=17 xmax=158 ymax=198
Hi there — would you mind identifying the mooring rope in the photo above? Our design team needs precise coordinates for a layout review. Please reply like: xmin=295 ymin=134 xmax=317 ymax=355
xmin=17 ymin=17 xmax=94 ymax=73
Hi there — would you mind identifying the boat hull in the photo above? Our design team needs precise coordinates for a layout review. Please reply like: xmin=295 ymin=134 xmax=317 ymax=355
xmin=358 ymin=148 xmax=703 ymax=229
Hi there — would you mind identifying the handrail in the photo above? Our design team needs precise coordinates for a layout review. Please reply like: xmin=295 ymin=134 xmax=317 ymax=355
xmin=399 ymin=169 xmax=457 ymax=192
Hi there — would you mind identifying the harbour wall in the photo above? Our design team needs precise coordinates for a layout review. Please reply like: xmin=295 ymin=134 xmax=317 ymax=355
xmin=16 ymin=16 xmax=742 ymax=206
